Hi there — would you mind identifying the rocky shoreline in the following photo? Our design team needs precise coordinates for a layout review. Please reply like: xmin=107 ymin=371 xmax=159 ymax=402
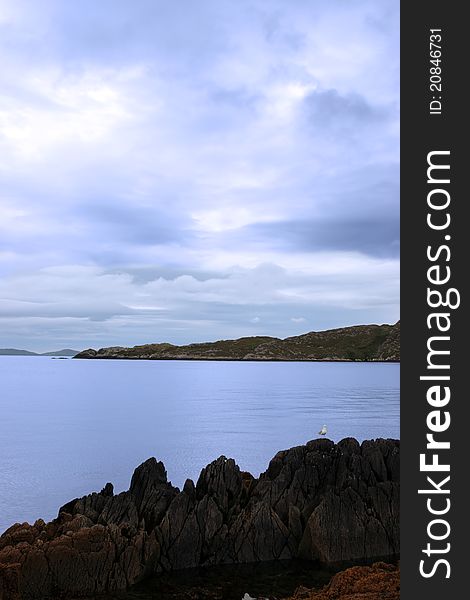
xmin=0 ymin=438 xmax=399 ymax=599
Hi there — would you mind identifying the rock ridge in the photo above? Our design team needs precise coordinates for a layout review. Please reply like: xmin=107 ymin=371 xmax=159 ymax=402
xmin=0 ymin=438 xmax=399 ymax=599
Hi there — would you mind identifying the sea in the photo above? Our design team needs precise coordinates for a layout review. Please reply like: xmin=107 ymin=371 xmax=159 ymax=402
xmin=0 ymin=357 xmax=399 ymax=535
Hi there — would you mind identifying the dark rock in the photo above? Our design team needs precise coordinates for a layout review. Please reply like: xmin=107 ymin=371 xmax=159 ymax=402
xmin=0 ymin=438 xmax=399 ymax=599
xmin=0 ymin=563 xmax=21 ymax=600
xmin=100 ymin=482 xmax=114 ymax=497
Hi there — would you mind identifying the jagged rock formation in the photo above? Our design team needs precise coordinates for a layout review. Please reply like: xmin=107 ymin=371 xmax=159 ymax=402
xmin=284 ymin=562 xmax=399 ymax=600
xmin=74 ymin=322 xmax=400 ymax=362
xmin=0 ymin=438 xmax=399 ymax=599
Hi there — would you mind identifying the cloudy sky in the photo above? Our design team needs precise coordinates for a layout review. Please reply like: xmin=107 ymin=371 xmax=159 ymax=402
xmin=0 ymin=0 xmax=399 ymax=352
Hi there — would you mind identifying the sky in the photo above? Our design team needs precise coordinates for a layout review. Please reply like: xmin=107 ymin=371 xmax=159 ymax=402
xmin=0 ymin=0 xmax=399 ymax=352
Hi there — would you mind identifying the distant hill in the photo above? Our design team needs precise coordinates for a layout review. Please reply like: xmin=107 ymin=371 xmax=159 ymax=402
xmin=0 ymin=349 xmax=38 ymax=356
xmin=74 ymin=322 xmax=400 ymax=362
xmin=0 ymin=349 xmax=79 ymax=357
xmin=40 ymin=349 xmax=79 ymax=357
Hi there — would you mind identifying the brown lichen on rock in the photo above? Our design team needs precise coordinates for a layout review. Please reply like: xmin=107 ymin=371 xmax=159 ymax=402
xmin=286 ymin=562 xmax=399 ymax=600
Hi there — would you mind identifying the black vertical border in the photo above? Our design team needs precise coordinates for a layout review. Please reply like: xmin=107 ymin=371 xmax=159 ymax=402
xmin=401 ymin=1 xmax=466 ymax=597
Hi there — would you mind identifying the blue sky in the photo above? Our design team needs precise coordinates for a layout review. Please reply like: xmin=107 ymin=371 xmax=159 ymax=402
xmin=0 ymin=0 xmax=399 ymax=352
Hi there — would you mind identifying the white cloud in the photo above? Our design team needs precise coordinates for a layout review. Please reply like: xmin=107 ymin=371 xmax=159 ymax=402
xmin=0 ymin=67 xmax=145 ymax=162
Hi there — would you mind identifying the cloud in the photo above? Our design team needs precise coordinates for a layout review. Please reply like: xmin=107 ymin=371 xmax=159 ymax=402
xmin=0 ymin=255 xmax=399 ymax=350
xmin=304 ymin=88 xmax=388 ymax=132
xmin=244 ymin=214 xmax=399 ymax=258
xmin=0 ymin=0 xmax=399 ymax=351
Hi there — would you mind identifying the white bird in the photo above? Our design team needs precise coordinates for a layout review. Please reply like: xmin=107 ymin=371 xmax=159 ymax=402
xmin=318 ymin=424 xmax=327 ymax=435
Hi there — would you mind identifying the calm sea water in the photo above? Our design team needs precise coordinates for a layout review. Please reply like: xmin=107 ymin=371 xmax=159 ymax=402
xmin=0 ymin=357 xmax=399 ymax=534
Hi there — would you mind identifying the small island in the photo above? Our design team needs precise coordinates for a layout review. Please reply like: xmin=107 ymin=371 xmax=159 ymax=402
xmin=74 ymin=321 xmax=400 ymax=362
